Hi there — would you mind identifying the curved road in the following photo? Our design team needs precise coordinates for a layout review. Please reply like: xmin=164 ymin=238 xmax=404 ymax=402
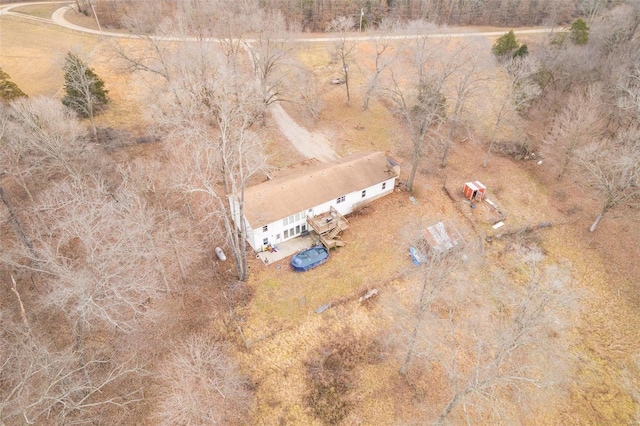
xmin=1 ymin=1 xmax=559 ymax=42
xmin=0 ymin=1 xmax=557 ymax=163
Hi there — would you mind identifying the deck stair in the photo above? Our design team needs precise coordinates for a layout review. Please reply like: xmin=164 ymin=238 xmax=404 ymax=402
xmin=307 ymin=206 xmax=349 ymax=249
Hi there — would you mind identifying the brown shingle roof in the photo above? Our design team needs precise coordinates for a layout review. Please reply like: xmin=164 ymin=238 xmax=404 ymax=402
xmin=241 ymin=151 xmax=396 ymax=227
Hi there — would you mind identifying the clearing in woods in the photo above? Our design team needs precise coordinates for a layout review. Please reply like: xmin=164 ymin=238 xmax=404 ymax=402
xmin=1 ymin=11 xmax=639 ymax=425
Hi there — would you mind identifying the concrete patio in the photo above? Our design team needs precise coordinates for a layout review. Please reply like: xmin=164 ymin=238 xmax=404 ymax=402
xmin=255 ymin=234 xmax=318 ymax=266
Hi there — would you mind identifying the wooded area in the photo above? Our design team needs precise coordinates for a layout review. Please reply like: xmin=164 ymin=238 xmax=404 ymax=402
xmin=1 ymin=0 xmax=639 ymax=424
xmin=87 ymin=0 xmax=582 ymax=31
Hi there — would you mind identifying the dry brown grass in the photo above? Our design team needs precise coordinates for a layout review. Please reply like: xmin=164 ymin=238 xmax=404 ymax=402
xmin=0 ymin=19 xmax=99 ymax=96
xmin=11 ymin=4 xmax=59 ymax=19
xmin=4 ymin=20 xmax=639 ymax=425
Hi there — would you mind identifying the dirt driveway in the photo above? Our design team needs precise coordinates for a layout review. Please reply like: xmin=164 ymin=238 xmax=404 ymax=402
xmin=269 ymin=103 xmax=338 ymax=162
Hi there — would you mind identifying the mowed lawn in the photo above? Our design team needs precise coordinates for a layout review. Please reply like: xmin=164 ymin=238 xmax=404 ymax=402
xmin=0 ymin=19 xmax=99 ymax=96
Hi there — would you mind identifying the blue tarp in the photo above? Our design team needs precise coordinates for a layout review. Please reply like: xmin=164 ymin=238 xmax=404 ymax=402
xmin=409 ymin=246 xmax=425 ymax=266
xmin=291 ymin=246 xmax=329 ymax=272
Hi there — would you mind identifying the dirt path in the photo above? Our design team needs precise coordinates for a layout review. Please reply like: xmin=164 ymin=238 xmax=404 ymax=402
xmin=269 ymin=103 xmax=339 ymax=162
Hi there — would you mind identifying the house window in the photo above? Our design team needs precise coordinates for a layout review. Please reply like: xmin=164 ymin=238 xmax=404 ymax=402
xmin=284 ymin=229 xmax=289 ymax=238
xmin=262 ymin=225 xmax=268 ymax=232
xmin=361 ymin=190 xmax=366 ymax=198
xmin=263 ymin=238 xmax=268 ymax=245
xmin=289 ymin=214 xmax=295 ymax=224
xmin=296 ymin=225 xmax=300 ymax=234
xmin=295 ymin=212 xmax=301 ymax=221
xmin=302 ymin=224 xmax=307 ymax=232
xmin=283 ymin=217 xmax=288 ymax=226
xmin=290 ymin=227 xmax=295 ymax=236
xmin=382 ymin=182 xmax=386 ymax=190
xmin=337 ymin=195 xmax=346 ymax=203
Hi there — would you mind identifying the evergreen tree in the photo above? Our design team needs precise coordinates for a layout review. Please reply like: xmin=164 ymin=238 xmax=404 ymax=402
xmin=570 ymin=18 xmax=589 ymax=45
xmin=61 ymin=52 xmax=108 ymax=138
xmin=0 ymin=68 xmax=27 ymax=101
xmin=513 ymin=43 xmax=529 ymax=58
xmin=492 ymin=30 xmax=520 ymax=57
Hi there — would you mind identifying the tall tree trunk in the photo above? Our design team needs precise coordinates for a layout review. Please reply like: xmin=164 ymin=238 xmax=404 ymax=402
xmin=343 ymin=63 xmax=351 ymax=105
xmin=399 ymin=309 xmax=422 ymax=375
xmin=0 ymin=187 xmax=39 ymax=264
xmin=76 ymin=320 xmax=92 ymax=390
xmin=441 ymin=121 xmax=456 ymax=168
xmin=406 ymin=153 xmax=420 ymax=191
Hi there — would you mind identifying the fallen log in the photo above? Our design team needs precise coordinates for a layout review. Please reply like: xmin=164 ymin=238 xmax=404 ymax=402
xmin=495 ymin=222 xmax=553 ymax=239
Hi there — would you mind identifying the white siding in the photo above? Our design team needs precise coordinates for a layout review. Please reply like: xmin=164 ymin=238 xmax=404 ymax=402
xmin=237 ymin=176 xmax=396 ymax=252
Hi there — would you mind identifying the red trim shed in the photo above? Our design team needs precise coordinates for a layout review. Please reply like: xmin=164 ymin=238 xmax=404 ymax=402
xmin=463 ymin=181 xmax=486 ymax=201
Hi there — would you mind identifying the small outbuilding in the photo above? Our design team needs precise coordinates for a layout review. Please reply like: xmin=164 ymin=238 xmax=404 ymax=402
xmin=463 ymin=181 xmax=486 ymax=201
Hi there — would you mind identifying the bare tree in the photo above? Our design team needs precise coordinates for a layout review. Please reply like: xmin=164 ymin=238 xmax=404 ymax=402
xmin=289 ymin=65 xmax=326 ymax=120
xmin=615 ymin=59 xmax=640 ymax=123
xmin=1 ymin=308 xmax=145 ymax=424
xmin=383 ymin=23 xmax=452 ymax=190
xmin=327 ymin=16 xmax=357 ymax=105
xmin=112 ymin=6 xmax=267 ymax=282
xmin=441 ymin=42 xmax=488 ymax=167
xmin=578 ymin=0 xmax=609 ymax=21
xmin=1 ymin=96 xmax=87 ymax=191
xmin=434 ymin=250 xmax=577 ymax=424
xmin=483 ymin=56 xmax=541 ymax=167
xmin=243 ymin=8 xmax=294 ymax=122
xmin=398 ymin=238 xmax=466 ymax=376
xmin=547 ymin=84 xmax=606 ymax=181
xmin=155 ymin=334 xmax=253 ymax=425
xmin=361 ymin=19 xmax=399 ymax=111
xmin=578 ymin=129 xmax=640 ymax=232
xmin=24 ymin=175 xmax=166 ymax=371
xmin=153 ymin=63 xmax=265 ymax=281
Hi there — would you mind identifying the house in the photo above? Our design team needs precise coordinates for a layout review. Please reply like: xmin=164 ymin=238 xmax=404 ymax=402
xmin=229 ymin=151 xmax=400 ymax=252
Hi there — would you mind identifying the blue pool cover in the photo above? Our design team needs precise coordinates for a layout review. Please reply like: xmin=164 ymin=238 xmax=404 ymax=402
xmin=291 ymin=246 xmax=329 ymax=272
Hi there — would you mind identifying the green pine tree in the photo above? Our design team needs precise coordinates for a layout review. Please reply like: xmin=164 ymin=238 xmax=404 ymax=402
xmin=492 ymin=30 xmax=520 ymax=57
xmin=0 ymin=68 xmax=27 ymax=101
xmin=61 ymin=52 xmax=108 ymax=119
xmin=513 ymin=44 xmax=529 ymax=58
xmin=570 ymin=18 xmax=589 ymax=45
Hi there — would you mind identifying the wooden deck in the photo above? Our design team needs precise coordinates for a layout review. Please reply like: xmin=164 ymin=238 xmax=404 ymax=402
xmin=307 ymin=207 xmax=349 ymax=249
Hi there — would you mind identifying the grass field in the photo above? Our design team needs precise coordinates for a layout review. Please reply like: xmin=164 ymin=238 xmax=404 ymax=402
xmin=0 ymin=19 xmax=99 ymax=96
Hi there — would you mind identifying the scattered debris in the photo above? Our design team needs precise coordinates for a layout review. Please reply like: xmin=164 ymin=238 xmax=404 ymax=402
xmin=424 ymin=221 xmax=463 ymax=254
xmin=358 ymin=289 xmax=378 ymax=302
xmin=316 ymin=302 xmax=331 ymax=314
xmin=215 ymin=247 xmax=227 ymax=261
xmin=409 ymin=246 xmax=424 ymax=265
xmin=409 ymin=196 xmax=418 ymax=205
xmin=495 ymin=222 xmax=553 ymax=239
xmin=485 ymin=199 xmax=499 ymax=209
xmin=492 ymin=221 xmax=505 ymax=229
